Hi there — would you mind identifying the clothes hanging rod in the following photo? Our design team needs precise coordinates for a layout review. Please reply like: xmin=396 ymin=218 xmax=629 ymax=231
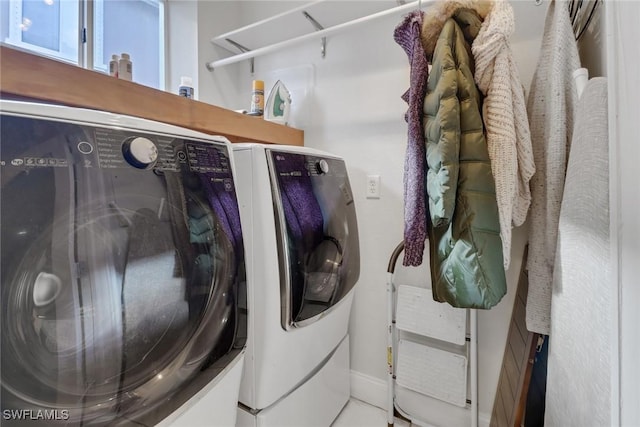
xmin=211 ymin=0 xmax=325 ymax=43
xmin=206 ymin=0 xmax=426 ymax=71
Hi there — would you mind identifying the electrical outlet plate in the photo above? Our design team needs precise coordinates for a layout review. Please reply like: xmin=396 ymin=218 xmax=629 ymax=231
xmin=366 ymin=175 xmax=380 ymax=199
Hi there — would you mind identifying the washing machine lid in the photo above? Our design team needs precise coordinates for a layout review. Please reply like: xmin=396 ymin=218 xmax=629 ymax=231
xmin=0 ymin=102 xmax=247 ymax=426
xmin=266 ymin=149 xmax=360 ymax=330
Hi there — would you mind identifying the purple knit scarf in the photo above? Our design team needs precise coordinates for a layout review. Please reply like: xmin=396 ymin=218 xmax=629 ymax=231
xmin=394 ymin=10 xmax=429 ymax=266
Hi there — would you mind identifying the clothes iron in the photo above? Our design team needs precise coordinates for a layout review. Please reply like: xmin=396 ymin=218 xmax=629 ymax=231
xmin=264 ymin=80 xmax=291 ymax=125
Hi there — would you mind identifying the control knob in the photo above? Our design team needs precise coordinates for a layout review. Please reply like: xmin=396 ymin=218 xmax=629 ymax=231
xmin=122 ymin=137 xmax=158 ymax=169
xmin=316 ymin=159 xmax=329 ymax=175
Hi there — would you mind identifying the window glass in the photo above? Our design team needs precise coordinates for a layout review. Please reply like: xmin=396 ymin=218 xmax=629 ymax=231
xmin=94 ymin=0 xmax=163 ymax=89
xmin=5 ymin=0 xmax=79 ymax=63
xmin=22 ymin=0 xmax=60 ymax=50
xmin=0 ymin=2 xmax=8 ymax=43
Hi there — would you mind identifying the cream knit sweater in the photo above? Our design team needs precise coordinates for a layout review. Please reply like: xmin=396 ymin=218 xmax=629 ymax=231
xmin=526 ymin=0 xmax=580 ymax=335
xmin=472 ymin=0 xmax=535 ymax=269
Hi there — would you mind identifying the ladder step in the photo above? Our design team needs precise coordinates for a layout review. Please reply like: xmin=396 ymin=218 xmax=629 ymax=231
xmin=396 ymin=285 xmax=467 ymax=345
xmin=396 ymin=339 xmax=468 ymax=407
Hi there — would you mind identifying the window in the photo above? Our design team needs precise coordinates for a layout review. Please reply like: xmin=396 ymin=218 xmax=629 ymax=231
xmin=5 ymin=0 xmax=80 ymax=63
xmin=1 ymin=0 xmax=164 ymax=90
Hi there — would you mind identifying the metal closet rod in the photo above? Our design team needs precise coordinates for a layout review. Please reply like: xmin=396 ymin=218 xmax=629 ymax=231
xmin=206 ymin=0 xmax=428 ymax=71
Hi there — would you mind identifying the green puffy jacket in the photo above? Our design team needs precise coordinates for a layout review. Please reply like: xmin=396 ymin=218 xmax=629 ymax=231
xmin=423 ymin=9 xmax=506 ymax=309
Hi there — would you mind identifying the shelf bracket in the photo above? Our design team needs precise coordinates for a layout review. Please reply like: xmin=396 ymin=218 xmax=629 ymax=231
xmin=302 ymin=11 xmax=326 ymax=58
xmin=223 ymin=38 xmax=255 ymax=74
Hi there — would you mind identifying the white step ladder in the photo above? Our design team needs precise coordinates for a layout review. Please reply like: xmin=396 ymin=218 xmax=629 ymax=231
xmin=386 ymin=241 xmax=478 ymax=427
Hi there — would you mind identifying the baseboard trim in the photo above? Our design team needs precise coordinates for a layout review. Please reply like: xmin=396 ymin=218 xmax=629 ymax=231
xmin=350 ymin=369 xmax=388 ymax=411
xmin=349 ymin=370 xmax=491 ymax=427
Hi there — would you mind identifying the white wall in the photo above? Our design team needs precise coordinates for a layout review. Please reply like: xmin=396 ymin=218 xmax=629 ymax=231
xmin=166 ymin=0 xmax=243 ymax=105
xmin=191 ymin=1 xmax=546 ymax=423
xmin=166 ymin=0 xmax=199 ymax=94
xmin=606 ymin=2 xmax=640 ymax=425
xmin=197 ymin=1 xmax=246 ymax=107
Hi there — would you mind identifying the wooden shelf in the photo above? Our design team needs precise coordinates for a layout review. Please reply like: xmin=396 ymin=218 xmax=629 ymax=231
xmin=0 ymin=46 xmax=303 ymax=146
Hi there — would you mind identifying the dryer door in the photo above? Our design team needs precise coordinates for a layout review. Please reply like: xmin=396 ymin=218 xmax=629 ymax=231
xmin=0 ymin=113 xmax=246 ymax=426
xmin=267 ymin=150 xmax=360 ymax=330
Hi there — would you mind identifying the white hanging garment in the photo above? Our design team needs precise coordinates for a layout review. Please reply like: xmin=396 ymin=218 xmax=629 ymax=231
xmin=545 ymin=77 xmax=611 ymax=426
xmin=525 ymin=0 xmax=580 ymax=335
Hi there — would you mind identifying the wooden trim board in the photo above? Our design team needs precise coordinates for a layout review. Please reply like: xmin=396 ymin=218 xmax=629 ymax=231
xmin=0 ymin=46 xmax=304 ymax=146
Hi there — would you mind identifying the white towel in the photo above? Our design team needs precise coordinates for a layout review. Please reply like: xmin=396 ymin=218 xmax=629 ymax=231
xmin=545 ymin=77 xmax=611 ymax=426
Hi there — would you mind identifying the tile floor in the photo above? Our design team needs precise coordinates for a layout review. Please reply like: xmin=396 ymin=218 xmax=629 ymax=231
xmin=332 ymin=398 xmax=411 ymax=427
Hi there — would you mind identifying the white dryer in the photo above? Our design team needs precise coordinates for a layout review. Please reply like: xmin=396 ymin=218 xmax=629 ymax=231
xmin=232 ymin=144 xmax=360 ymax=427
xmin=0 ymin=100 xmax=248 ymax=426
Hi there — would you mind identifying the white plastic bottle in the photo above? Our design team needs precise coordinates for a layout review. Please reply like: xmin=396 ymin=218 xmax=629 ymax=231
xmin=109 ymin=54 xmax=119 ymax=77
xmin=118 ymin=53 xmax=132 ymax=81
xmin=178 ymin=76 xmax=194 ymax=99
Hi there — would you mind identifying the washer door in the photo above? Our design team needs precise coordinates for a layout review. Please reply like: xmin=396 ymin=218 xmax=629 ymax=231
xmin=267 ymin=150 xmax=360 ymax=330
xmin=0 ymin=114 xmax=246 ymax=426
